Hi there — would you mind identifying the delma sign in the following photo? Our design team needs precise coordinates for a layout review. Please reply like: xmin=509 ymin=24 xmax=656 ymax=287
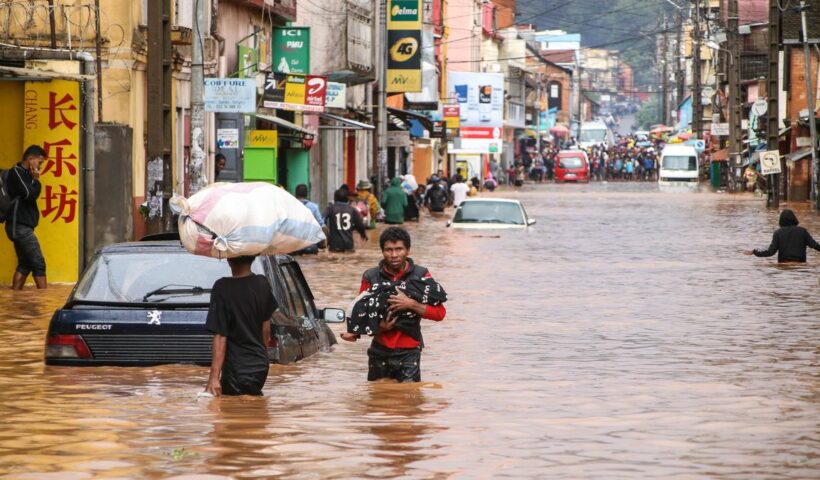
xmin=389 ymin=0 xmax=420 ymax=23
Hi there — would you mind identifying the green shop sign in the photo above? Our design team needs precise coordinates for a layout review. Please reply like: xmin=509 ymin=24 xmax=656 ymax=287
xmin=271 ymin=27 xmax=310 ymax=74
xmin=237 ymin=45 xmax=256 ymax=78
xmin=390 ymin=0 xmax=420 ymax=23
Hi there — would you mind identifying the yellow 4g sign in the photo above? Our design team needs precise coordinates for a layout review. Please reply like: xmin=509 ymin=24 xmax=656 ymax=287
xmin=389 ymin=36 xmax=418 ymax=62
xmin=386 ymin=0 xmax=421 ymax=93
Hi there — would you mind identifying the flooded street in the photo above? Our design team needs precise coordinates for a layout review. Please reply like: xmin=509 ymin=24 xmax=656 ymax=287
xmin=1 ymin=183 xmax=819 ymax=478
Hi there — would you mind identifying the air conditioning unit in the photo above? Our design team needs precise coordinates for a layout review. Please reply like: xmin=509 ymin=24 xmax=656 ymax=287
xmin=489 ymin=63 xmax=501 ymax=73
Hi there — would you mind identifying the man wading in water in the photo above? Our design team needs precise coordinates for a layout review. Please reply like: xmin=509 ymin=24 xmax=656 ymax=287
xmin=340 ymin=227 xmax=446 ymax=382
xmin=746 ymin=209 xmax=820 ymax=263
xmin=205 ymin=256 xmax=277 ymax=396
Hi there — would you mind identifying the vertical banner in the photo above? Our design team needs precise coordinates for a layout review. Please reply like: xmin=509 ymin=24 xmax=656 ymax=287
xmin=22 ymin=80 xmax=81 ymax=282
xmin=271 ymin=27 xmax=310 ymax=74
xmin=387 ymin=0 xmax=422 ymax=92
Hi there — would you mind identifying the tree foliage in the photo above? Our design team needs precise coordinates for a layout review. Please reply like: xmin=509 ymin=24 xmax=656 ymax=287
xmin=523 ymin=0 xmax=679 ymax=89
xmin=635 ymin=96 xmax=661 ymax=129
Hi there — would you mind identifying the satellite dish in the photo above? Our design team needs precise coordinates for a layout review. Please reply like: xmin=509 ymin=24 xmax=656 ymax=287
xmin=751 ymin=99 xmax=768 ymax=117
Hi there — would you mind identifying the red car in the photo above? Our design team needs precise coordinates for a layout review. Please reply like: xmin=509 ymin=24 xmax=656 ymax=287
xmin=555 ymin=150 xmax=590 ymax=183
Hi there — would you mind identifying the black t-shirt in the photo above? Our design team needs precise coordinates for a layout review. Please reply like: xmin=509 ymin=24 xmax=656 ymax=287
xmin=205 ymin=274 xmax=277 ymax=374
xmin=324 ymin=202 xmax=366 ymax=251
xmin=425 ymin=186 xmax=447 ymax=212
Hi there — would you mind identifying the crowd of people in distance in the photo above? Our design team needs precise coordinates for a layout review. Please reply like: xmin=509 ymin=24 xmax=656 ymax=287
xmin=504 ymin=133 xmax=666 ymax=184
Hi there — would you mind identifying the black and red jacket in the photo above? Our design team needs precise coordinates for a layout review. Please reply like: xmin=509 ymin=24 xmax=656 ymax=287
xmin=360 ymin=258 xmax=446 ymax=349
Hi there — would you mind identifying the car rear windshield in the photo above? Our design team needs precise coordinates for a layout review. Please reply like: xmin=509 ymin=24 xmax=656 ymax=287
xmin=662 ymin=155 xmax=697 ymax=171
xmin=558 ymin=156 xmax=584 ymax=169
xmin=579 ymin=128 xmax=607 ymax=142
xmin=72 ymin=251 xmax=264 ymax=304
xmin=453 ymin=201 xmax=524 ymax=225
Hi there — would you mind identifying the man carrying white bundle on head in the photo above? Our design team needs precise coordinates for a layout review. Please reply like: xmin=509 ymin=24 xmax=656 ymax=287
xmin=204 ymin=255 xmax=277 ymax=396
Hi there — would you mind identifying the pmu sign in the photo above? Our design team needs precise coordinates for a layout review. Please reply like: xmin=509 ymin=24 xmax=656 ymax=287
xmin=272 ymin=27 xmax=310 ymax=74
xmin=387 ymin=0 xmax=421 ymax=93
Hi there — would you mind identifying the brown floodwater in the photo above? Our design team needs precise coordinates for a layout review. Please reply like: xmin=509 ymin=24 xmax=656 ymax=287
xmin=1 ymin=183 xmax=819 ymax=479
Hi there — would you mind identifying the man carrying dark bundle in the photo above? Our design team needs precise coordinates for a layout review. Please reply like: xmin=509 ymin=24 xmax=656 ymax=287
xmin=340 ymin=227 xmax=447 ymax=382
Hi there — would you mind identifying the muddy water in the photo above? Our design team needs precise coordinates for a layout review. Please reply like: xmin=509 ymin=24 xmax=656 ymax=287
xmin=1 ymin=184 xmax=818 ymax=478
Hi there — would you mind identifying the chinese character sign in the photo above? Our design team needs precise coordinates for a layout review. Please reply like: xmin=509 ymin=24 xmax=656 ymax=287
xmin=23 ymin=79 xmax=81 ymax=282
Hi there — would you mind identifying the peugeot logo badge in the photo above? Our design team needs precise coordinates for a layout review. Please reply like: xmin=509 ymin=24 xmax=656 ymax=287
xmin=147 ymin=310 xmax=162 ymax=326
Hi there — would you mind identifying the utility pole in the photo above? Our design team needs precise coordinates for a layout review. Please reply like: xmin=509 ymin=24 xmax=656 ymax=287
xmin=766 ymin=0 xmax=780 ymax=208
xmin=692 ymin=0 xmax=703 ymax=140
xmin=188 ymin=0 xmax=207 ymax=194
xmin=146 ymin=0 xmax=173 ymax=233
xmin=728 ymin=0 xmax=742 ymax=191
xmin=797 ymin=1 xmax=819 ymax=207
xmin=376 ymin=0 xmax=387 ymax=191
xmin=94 ymin=0 xmax=103 ymax=122
xmin=661 ymin=14 xmax=669 ymax=125
xmin=676 ymin=9 xmax=684 ymax=115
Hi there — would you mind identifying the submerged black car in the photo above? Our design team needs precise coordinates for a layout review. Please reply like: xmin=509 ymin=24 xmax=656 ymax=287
xmin=45 ymin=240 xmax=344 ymax=366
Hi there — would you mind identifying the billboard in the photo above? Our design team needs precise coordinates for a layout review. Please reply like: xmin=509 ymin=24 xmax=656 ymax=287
xmin=447 ymin=72 xmax=504 ymax=153
xmin=263 ymin=72 xmax=327 ymax=113
xmin=271 ymin=27 xmax=310 ymax=74
xmin=387 ymin=0 xmax=422 ymax=92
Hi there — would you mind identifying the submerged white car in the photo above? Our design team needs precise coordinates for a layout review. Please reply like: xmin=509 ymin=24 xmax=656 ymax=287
xmin=447 ymin=198 xmax=535 ymax=229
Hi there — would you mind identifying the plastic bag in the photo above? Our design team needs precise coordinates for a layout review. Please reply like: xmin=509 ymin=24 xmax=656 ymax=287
xmin=170 ymin=182 xmax=326 ymax=258
xmin=401 ymin=174 xmax=418 ymax=194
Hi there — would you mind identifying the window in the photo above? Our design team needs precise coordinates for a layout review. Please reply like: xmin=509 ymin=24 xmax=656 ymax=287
xmin=268 ymin=256 xmax=294 ymax=316
xmin=280 ymin=263 xmax=309 ymax=319
xmin=72 ymin=251 xmax=264 ymax=304
xmin=662 ymin=156 xmax=698 ymax=171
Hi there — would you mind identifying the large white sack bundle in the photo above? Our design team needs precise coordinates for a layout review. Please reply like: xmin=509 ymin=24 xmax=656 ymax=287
xmin=170 ymin=182 xmax=326 ymax=258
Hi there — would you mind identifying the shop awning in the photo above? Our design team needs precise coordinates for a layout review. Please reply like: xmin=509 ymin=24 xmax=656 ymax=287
xmin=255 ymin=113 xmax=316 ymax=136
xmin=785 ymin=148 xmax=812 ymax=161
xmin=387 ymin=107 xmax=434 ymax=131
xmin=319 ymin=113 xmax=374 ymax=130
xmin=0 ymin=65 xmax=94 ymax=82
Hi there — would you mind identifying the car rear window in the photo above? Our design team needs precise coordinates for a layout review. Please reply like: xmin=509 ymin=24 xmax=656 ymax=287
xmin=558 ymin=156 xmax=584 ymax=169
xmin=73 ymin=251 xmax=265 ymax=304
xmin=454 ymin=201 xmax=524 ymax=225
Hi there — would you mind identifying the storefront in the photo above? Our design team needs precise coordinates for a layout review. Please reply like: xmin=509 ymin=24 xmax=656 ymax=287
xmin=0 ymin=63 xmax=94 ymax=283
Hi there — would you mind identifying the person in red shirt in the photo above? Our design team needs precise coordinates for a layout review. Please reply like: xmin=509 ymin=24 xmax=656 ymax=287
xmin=340 ymin=227 xmax=446 ymax=382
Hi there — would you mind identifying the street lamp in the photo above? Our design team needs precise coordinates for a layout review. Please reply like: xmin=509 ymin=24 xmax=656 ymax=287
xmin=705 ymin=40 xmax=734 ymax=65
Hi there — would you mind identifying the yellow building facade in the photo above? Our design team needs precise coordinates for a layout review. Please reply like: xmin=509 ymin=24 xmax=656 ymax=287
xmin=0 ymin=0 xmax=194 ymax=284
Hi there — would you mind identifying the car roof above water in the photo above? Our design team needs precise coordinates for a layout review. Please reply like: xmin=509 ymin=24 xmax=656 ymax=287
xmin=95 ymin=240 xmax=295 ymax=264
xmin=661 ymin=144 xmax=698 ymax=156
xmin=98 ymin=240 xmax=189 ymax=255
xmin=461 ymin=198 xmax=521 ymax=204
